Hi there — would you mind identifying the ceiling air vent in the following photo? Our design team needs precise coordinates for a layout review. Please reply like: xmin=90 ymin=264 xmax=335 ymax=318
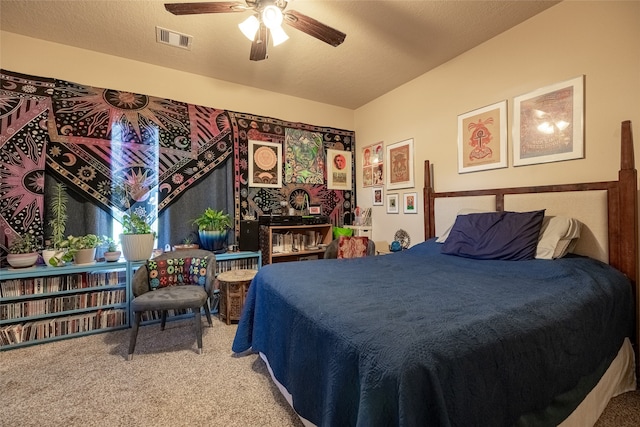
xmin=156 ymin=26 xmax=192 ymax=50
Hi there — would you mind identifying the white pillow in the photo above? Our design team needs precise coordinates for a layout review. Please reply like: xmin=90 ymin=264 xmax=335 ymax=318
xmin=435 ymin=208 xmax=493 ymax=243
xmin=535 ymin=216 xmax=582 ymax=259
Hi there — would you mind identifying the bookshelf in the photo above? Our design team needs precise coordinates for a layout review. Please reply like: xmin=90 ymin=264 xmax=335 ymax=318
xmin=0 ymin=261 xmax=142 ymax=350
xmin=260 ymin=224 xmax=333 ymax=264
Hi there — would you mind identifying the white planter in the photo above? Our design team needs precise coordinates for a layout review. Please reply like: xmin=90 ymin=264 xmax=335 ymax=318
xmin=120 ymin=233 xmax=155 ymax=261
xmin=7 ymin=252 xmax=39 ymax=268
xmin=42 ymin=249 xmax=66 ymax=267
xmin=73 ymin=248 xmax=96 ymax=265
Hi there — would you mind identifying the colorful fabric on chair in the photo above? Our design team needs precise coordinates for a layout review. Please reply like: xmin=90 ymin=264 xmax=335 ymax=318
xmin=146 ymin=257 xmax=208 ymax=290
xmin=337 ymin=236 xmax=369 ymax=259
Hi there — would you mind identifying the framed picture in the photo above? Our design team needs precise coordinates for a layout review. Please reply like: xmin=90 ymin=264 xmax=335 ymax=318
xmin=248 ymin=140 xmax=282 ymax=188
xmin=386 ymin=193 xmax=399 ymax=214
xmin=362 ymin=142 xmax=383 ymax=188
xmin=403 ymin=192 xmax=417 ymax=214
xmin=326 ymin=149 xmax=352 ymax=190
xmin=386 ymin=139 xmax=414 ymax=190
xmin=513 ymin=75 xmax=584 ymax=166
xmin=309 ymin=205 xmax=321 ymax=215
xmin=457 ymin=100 xmax=507 ymax=173
xmin=372 ymin=187 xmax=384 ymax=206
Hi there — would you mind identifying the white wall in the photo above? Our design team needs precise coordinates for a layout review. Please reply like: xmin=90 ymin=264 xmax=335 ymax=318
xmin=354 ymin=1 xmax=640 ymax=246
xmin=0 ymin=31 xmax=354 ymax=131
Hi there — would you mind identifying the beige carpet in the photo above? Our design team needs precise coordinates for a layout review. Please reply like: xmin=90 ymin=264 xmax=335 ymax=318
xmin=0 ymin=318 xmax=638 ymax=426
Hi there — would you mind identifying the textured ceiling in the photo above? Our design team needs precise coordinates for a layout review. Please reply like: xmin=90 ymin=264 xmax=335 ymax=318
xmin=0 ymin=0 xmax=559 ymax=109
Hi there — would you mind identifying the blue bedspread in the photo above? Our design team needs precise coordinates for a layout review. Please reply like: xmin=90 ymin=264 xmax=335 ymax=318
xmin=232 ymin=239 xmax=633 ymax=426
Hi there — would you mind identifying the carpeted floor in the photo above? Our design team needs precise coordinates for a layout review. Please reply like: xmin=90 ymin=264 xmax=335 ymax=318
xmin=1 ymin=318 xmax=638 ymax=426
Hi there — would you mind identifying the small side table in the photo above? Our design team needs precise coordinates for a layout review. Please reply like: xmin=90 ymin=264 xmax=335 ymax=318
xmin=217 ymin=269 xmax=258 ymax=324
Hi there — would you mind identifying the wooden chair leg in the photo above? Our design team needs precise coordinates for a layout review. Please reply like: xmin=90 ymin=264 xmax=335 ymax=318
xmin=194 ymin=309 xmax=203 ymax=354
xmin=128 ymin=311 xmax=142 ymax=361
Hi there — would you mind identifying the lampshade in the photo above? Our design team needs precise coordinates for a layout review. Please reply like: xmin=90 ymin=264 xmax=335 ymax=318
xmin=239 ymin=15 xmax=260 ymax=41
xmin=262 ymin=5 xmax=283 ymax=29
xmin=269 ymin=24 xmax=289 ymax=46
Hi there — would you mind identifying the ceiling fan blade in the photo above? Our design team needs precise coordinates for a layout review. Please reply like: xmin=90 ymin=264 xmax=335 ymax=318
xmin=165 ymin=2 xmax=247 ymax=15
xmin=250 ymin=23 xmax=268 ymax=61
xmin=283 ymin=10 xmax=346 ymax=47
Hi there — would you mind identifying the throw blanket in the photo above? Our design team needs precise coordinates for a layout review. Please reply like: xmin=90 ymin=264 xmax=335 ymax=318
xmin=233 ymin=239 xmax=633 ymax=427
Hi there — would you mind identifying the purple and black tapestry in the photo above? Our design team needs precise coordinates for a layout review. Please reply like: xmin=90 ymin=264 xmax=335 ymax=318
xmin=0 ymin=69 xmax=355 ymax=255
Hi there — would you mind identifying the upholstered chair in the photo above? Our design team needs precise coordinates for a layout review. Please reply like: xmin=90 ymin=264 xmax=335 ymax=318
xmin=323 ymin=236 xmax=376 ymax=259
xmin=127 ymin=249 xmax=216 ymax=360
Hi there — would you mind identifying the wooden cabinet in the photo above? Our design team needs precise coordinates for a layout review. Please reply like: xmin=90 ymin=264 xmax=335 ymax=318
xmin=260 ymin=224 xmax=333 ymax=265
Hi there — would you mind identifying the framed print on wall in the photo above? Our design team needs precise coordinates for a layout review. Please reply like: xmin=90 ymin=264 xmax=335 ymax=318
xmin=248 ymin=140 xmax=282 ymax=188
xmin=327 ymin=148 xmax=352 ymax=190
xmin=403 ymin=192 xmax=417 ymax=214
xmin=373 ymin=187 xmax=384 ymax=206
xmin=387 ymin=193 xmax=399 ymax=214
xmin=386 ymin=139 xmax=414 ymax=190
xmin=457 ymin=100 xmax=507 ymax=173
xmin=513 ymin=75 xmax=584 ymax=166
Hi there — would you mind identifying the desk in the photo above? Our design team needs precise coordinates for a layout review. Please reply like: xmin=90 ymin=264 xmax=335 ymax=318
xmin=217 ymin=269 xmax=258 ymax=324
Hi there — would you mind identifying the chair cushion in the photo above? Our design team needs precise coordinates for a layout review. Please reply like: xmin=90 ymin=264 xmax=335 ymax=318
xmin=337 ymin=236 xmax=369 ymax=259
xmin=146 ymin=257 xmax=208 ymax=290
xmin=131 ymin=285 xmax=208 ymax=312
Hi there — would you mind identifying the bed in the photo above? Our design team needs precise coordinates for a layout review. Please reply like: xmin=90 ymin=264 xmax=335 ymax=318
xmin=232 ymin=121 xmax=638 ymax=426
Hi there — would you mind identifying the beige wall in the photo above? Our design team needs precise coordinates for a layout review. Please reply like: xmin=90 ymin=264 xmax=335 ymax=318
xmin=0 ymin=31 xmax=354 ymax=130
xmin=354 ymin=1 xmax=640 ymax=245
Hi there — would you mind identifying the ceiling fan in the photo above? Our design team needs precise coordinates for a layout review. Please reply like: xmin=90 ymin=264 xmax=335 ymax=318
xmin=164 ymin=0 xmax=346 ymax=61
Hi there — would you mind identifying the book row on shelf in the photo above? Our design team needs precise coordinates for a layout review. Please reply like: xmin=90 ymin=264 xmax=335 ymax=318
xmin=0 ymin=270 xmax=127 ymax=297
xmin=1 ymin=289 xmax=126 ymax=320
xmin=216 ymin=257 xmax=259 ymax=273
xmin=0 ymin=308 xmax=126 ymax=347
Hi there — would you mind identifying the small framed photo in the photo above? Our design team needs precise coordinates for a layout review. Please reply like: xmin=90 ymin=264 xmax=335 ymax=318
xmin=457 ymin=100 xmax=508 ymax=173
xmin=513 ymin=75 xmax=584 ymax=166
xmin=309 ymin=205 xmax=321 ymax=215
xmin=373 ymin=187 xmax=384 ymax=206
xmin=387 ymin=193 xmax=399 ymax=214
xmin=403 ymin=192 xmax=417 ymax=214
xmin=386 ymin=139 xmax=414 ymax=190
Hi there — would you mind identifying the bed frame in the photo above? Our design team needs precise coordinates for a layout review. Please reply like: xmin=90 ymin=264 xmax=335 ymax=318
xmin=423 ymin=120 xmax=638 ymax=376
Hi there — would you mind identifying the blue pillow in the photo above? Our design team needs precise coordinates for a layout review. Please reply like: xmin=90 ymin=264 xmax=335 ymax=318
xmin=441 ymin=210 xmax=545 ymax=260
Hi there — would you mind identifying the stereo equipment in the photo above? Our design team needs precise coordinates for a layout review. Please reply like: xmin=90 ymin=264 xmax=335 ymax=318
xmin=239 ymin=220 xmax=260 ymax=251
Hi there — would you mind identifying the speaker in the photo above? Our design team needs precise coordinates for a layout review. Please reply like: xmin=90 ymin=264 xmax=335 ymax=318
xmin=239 ymin=220 xmax=260 ymax=251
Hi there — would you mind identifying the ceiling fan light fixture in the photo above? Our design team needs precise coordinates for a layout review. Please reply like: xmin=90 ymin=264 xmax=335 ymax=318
xmin=239 ymin=15 xmax=260 ymax=41
xmin=269 ymin=24 xmax=289 ymax=46
xmin=262 ymin=5 xmax=283 ymax=29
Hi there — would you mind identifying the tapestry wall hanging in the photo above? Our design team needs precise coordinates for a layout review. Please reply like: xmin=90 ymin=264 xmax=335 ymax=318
xmin=1 ymin=69 xmax=355 ymax=253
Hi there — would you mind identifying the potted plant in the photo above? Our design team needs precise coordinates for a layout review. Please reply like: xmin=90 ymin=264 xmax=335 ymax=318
xmin=102 ymin=236 xmax=122 ymax=262
xmin=173 ymin=234 xmax=199 ymax=251
xmin=43 ymin=183 xmax=68 ymax=266
xmin=7 ymin=234 xmax=39 ymax=268
xmin=193 ymin=208 xmax=232 ymax=253
xmin=50 ymin=234 xmax=104 ymax=266
xmin=120 ymin=211 xmax=156 ymax=261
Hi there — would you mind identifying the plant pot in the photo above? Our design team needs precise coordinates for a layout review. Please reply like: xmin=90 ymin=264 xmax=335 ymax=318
xmin=7 ymin=252 xmax=39 ymax=268
xmin=42 ymin=249 xmax=62 ymax=267
xmin=73 ymin=248 xmax=97 ymax=265
xmin=104 ymin=251 xmax=122 ymax=262
xmin=120 ymin=233 xmax=155 ymax=261
xmin=173 ymin=244 xmax=199 ymax=251
xmin=198 ymin=230 xmax=228 ymax=253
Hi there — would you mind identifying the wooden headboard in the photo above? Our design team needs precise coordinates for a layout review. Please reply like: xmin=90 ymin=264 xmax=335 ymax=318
xmin=423 ymin=120 xmax=638 ymax=372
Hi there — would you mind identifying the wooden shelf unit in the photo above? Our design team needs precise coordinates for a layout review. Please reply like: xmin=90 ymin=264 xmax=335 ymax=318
xmin=260 ymin=224 xmax=333 ymax=265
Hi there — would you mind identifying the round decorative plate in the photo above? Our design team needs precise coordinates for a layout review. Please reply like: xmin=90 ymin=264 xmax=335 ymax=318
xmin=394 ymin=229 xmax=410 ymax=249
xmin=254 ymin=146 xmax=278 ymax=170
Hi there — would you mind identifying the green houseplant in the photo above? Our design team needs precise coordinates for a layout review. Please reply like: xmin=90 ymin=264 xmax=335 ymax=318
xmin=7 ymin=234 xmax=39 ymax=268
xmin=193 ymin=208 xmax=232 ymax=253
xmin=43 ymin=183 xmax=68 ymax=266
xmin=102 ymin=236 xmax=121 ymax=262
xmin=120 ymin=211 xmax=156 ymax=261
xmin=50 ymin=234 xmax=104 ymax=266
